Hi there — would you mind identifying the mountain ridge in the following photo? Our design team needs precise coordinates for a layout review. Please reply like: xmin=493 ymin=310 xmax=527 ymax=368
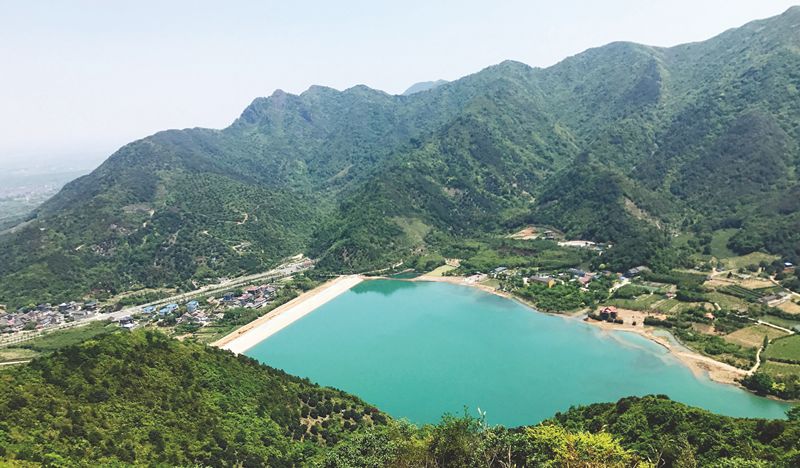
xmin=1 ymin=7 xmax=799 ymax=306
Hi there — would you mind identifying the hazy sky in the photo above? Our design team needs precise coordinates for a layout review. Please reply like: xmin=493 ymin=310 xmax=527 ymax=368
xmin=1 ymin=1 xmax=797 ymax=171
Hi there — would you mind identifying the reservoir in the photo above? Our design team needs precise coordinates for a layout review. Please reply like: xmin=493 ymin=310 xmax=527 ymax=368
xmin=246 ymin=279 xmax=791 ymax=426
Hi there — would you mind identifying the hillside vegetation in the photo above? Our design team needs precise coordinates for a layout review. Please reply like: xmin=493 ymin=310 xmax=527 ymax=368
xmin=1 ymin=332 xmax=799 ymax=466
xmin=3 ymin=7 xmax=800 ymax=306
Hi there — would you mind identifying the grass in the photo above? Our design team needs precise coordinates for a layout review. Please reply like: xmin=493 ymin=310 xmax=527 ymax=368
xmin=653 ymin=298 xmax=705 ymax=314
xmin=721 ymin=252 xmax=780 ymax=271
xmin=723 ymin=325 xmax=788 ymax=349
xmin=759 ymin=315 xmax=800 ymax=330
xmin=480 ymin=278 xmax=501 ymax=289
xmin=706 ymin=291 xmax=749 ymax=311
xmin=761 ymin=361 xmax=800 ymax=378
xmin=607 ymin=294 xmax=664 ymax=311
xmin=0 ymin=347 xmax=38 ymax=364
xmin=764 ymin=335 xmax=800 ymax=363
xmin=392 ymin=217 xmax=431 ymax=245
xmin=709 ymin=229 xmax=738 ymax=259
xmin=9 ymin=321 xmax=118 ymax=354
xmin=426 ymin=264 xmax=457 ymax=277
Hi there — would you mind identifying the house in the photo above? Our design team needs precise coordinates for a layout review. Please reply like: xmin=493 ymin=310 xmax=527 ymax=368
xmin=222 ymin=292 xmax=235 ymax=303
xmin=759 ymin=293 xmax=789 ymax=307
xmin=466 ymin=273 xmax=487 ymax=283
xmin=142 ymin=305 xmax=156 ymax=314
xmin=704 ymin=312 xmax=716 ymax=320
xmin=529 ymin=276 xmax=556 ymax=288
xmin=578 ymin=275 xmax=594 ymax=286
xmin=567 ymin=268 xmax=586 ymax=278
xmin=58 ymin=303 xmax=70 ymax=313
xmin=165 ymin=303 xmax=179 ymax=312
xmin=625 ymin=266 xmax=650 ymax=277
xmin=558 ymin=240 xmax=596 ymax=248
xmin=599 ymin=306 xmax=618 ymax=321
xmin=83 ymin=301 xmax=98 ymax=311
xmin=491 ymin=267 xmax=508 ymax=277
xmin=71 ymin=310 xmax=92 ymax=320
xmin=186 ymin=300 xmax=199 ymax=313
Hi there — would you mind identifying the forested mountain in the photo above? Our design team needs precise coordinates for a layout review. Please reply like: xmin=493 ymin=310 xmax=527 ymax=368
xmin=1 ymin=331 xmax=798 ymax=466
xmin=402 ymin=79 xmax=449 ymax=95
xmin=2 ymin=7 xmax=800 ymax=306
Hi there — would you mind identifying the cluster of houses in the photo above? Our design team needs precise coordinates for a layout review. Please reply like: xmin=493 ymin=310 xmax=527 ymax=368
xmin=134 ymin=283 xmax=280 ymax=329
xmin=760 ymin=292 xmax=791 ymax=307
xmin=220 ymin=284 xmax=277 ymax=309
xmin=489 ymin=266 xmax=600 ymax=290
xmin=0 ymin=301 xmax=99 ymax=334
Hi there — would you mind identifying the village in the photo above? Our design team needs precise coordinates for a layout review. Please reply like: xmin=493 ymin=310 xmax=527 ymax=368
xmin=0 ymin=300 xmax=101 ymax=334
xmin=0 ymin=257 xmax=315 ymax=344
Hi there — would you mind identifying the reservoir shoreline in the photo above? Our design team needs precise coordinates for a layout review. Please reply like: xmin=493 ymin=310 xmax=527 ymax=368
xmin=216 ymin=272 xmax=793 ymax=404
xmin=407 ymin=275 xmax=754 ymax=391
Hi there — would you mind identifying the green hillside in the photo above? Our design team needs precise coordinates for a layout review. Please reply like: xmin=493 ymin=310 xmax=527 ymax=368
xmin=1 ymin=332 xmax=798 ymax=466
xmin=3 ymin=7 xmax=800 ymax=306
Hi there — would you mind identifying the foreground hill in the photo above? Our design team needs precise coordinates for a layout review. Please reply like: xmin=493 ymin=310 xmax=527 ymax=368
xmin=0 ymin=331 xmax=798 ymax=466
xmin=2 ymin=7 xmax=800 ymax=306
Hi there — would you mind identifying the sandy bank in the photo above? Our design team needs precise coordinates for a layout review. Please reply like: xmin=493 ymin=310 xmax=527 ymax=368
xmin=588 ymin=316 xmax=748 ymax=386
xmin=213 ymin=275 xmax=363 ymax=354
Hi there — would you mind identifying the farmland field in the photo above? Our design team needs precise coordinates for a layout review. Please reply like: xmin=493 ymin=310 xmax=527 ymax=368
xmin=425 ymin=264 xmax=457 ymax=277
xmin=764 ymin=335 xmax=800 ymax=363
xmin=718 ymin=284 xmax=765 ymax=301
xmin=706 ymin=291 xmax=749 ymax=311
xmin=778 ymin=300 xmax=800 ymax=315
xmin=759 ymin=315 xmax=800 ymax=330
xmin=761 ymin=361 xmax=800 ymax=378
xmin=607 ymin=294 xmax=664 ymax=311
xmin=723 ymin=325 xmax=788 ymax=349
xmin=721 ymin=252 xmax=780 ymax=271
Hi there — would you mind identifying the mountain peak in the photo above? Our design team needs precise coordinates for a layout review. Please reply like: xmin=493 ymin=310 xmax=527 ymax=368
xmin=402 ymin=79 xmax=448 ymax=96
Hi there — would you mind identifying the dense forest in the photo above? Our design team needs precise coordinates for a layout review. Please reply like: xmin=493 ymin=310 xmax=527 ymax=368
xmin=1 ymin=331 xmax=799 ymax=467
xmin=2 ymin=7 xmax=800 ymax=306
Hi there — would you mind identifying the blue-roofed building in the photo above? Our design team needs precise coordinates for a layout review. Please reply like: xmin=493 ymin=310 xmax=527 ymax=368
xmin=187 ymin=300 xmax=199 ymax=312
xmin=142 ymin=306 xmax=156 ymax=314
xmin=166 ymin=303 xmax=179 ymax=312
xmin=158 ymin=307 xmax=170 ymax=316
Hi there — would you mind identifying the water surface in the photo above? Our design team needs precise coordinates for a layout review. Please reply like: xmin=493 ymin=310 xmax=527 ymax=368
xmin=247 ymin=280 xmax=790 ymax=426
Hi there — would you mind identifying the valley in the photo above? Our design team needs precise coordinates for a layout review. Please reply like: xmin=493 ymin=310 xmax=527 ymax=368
xmin=2 ymin=5 xmax=800 ymax=466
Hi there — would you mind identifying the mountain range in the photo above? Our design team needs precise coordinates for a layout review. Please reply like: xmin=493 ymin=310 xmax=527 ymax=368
xmin=2 ymin=7 xmax=800 ymax=307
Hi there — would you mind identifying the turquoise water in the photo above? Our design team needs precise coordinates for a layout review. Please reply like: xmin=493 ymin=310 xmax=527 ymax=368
xmin=246 ymin=280 xmax=791 ymax=426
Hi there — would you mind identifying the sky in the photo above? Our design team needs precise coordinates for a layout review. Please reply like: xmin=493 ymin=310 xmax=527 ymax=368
xmin=1 ymin=0 xmax=798 ymax=172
